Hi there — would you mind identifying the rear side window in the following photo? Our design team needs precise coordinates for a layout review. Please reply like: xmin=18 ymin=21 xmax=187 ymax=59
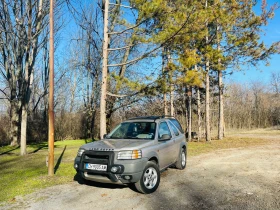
xmin=158 ymin=122 xmax=171 ymax=140
xmin=169 ymin=122 xmax=179 ymax=136
xmin=169 ymin=119 xmax=183 ymax=133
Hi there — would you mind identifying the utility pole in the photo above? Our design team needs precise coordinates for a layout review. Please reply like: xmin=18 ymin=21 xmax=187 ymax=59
xmin=100 ymin=0 xmax=109 ymax=139
xmin=48 ymin=0 xmax=55 ymax=176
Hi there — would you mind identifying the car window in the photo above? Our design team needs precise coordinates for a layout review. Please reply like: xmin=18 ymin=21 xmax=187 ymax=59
xmin=158 ymin=122 xmax=172 ymax=140
xmin=109 ymin=122 xmax=156 ymax=140
xmin=168 ymin=121 xmax=179 ymax=136
xmin=169 ymin=119 xmax=183 ymax=133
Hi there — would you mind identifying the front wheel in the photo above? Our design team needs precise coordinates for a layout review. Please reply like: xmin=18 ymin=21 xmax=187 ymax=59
xmin=134 ymin=161 xmax=160 ymax=194
xmin=175 ymin=148 xmax=186 ymax=170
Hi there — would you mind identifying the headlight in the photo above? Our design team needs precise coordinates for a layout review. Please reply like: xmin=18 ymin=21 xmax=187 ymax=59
xmin=77 ymin=148 xmax=85 ymax=157
xmin=117 ymin=150 xmax=142 ymax=160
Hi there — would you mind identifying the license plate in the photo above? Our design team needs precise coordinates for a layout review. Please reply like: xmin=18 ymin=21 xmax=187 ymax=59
xmin=85 ymin=163 xmax=107 ymax=171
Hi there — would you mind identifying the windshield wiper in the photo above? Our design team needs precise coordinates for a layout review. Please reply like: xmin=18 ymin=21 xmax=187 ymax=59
xmin=124 ymin=136 xmax=139 ymax=139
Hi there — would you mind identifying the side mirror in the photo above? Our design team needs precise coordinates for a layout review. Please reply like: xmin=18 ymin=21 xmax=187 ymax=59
xmin=159 ymin=134 xmax=171 ymax=141
xmin=103 ymin=134 xmax=107 ymax=139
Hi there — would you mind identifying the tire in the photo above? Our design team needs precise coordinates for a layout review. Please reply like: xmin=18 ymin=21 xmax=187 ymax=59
xmin=134 ymin=161 xmax=160 ymax=194
xmin=175 ymin=148 xmax=186 ymax=170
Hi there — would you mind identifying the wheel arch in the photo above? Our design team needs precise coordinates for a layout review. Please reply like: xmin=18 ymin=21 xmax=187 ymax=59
xmin=148 ymin=156 xmax=159 ymax=165
xmin=180 ymin=142 xmax=187 ymax=151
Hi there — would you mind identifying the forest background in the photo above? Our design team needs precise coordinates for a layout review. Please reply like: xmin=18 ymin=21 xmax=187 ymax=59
xmin=0 ymin=0 xmax=279 ymax=153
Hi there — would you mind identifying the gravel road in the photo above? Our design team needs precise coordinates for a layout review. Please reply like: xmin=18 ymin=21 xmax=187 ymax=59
xmin=2 ymin=138 xmax=280 ymax=210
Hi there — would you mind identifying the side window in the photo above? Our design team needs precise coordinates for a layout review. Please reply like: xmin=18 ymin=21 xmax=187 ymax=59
xmin=170 ymin=119 xmax=183 ymax=133
xmin=158 ymin=122 xmax=172 ymax=140
xmin=169 ymin=121 xmax=179 ymax=136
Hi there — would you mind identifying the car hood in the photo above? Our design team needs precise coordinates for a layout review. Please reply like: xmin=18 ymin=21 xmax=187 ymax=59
xmin=81 ymin=139 xmax=155 ymax=151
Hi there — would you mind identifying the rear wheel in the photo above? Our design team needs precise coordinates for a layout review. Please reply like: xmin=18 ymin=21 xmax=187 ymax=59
xmin=175 ymin=148 xmax=186 ymax=170
xmin=135 ymin=161 xmax=160 ymax=194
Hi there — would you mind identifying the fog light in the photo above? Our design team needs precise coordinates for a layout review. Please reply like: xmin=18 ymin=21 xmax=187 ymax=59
xmin=123 ymin=175 xmax=132 ymax=180
xmin=74 ymin=164 xmax=78 ymax=169
xmin=111 ymin=166 xmax=118 ymax=173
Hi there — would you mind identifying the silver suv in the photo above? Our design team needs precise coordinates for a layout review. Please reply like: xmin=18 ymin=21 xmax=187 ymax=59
xmin=74 ymin=116 xmax=187 ymax=194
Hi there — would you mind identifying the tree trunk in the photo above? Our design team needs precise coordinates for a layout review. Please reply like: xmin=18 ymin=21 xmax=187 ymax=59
xmin=100 ymin=0 xmax=109 ymax=139
xmin=187 ymin=86 xmax=192 ymax=142
xmin=197 ymin=88 xmax=201 ymax=141
xmin=184 ymin=88 xmax=188 ymax=134
xmin=162 ymin=48 xmax=168 ymax=115
xmin=218 ymin=70 xmax=224 ymax=140
xmin=164 ymin=93 xmax=168 ymax=115
xmin=216 ymin=21 xmax=224 ymax=140
xmin=10 ymin=76 xmax=20 ymax=146
xmin=205 ymin=66 xmax=211 ymax=142
xmin=170 ymin=86 xmax=174 ymax=116
xmin=205 ymin=0 xmax=211 ymax=142
xmin=20 ymin=104 xmax=27 ymax=155
xmin=167 ymin=50 xmax=174 ymax=116
xmin=10 ymin=100 xmax=20 ymax=146
xmin=20 ymin=60 xmax=34 ymax=155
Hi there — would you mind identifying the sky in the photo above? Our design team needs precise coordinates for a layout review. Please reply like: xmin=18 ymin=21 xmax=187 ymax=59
xmin=227 ymin=0 xmax=280 ymax=84
xmin=59 ymin=0 xmax=280 ymax=85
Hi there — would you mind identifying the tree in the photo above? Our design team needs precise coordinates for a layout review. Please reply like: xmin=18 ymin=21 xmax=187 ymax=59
xmin=271 ymin=71 xmax=280 ymax=95
xmin=99 ymin=0 xmax=202 ymax=137
xmin=0 ymin=0 xmax=48 ymax=153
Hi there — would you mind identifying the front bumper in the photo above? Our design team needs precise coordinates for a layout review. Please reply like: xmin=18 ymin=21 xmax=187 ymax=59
xmin=74 ymin=150 xmax=147 ymax=184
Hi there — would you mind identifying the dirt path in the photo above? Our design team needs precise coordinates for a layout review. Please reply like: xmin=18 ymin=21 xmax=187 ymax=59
xmin=1 ymin=138 xmax=280 ymax=210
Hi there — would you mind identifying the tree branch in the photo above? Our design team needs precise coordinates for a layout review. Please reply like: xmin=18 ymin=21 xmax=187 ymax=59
xmin=107 ymin=7 xmax=195 ymax=67
xmin=109 ymin=3 xmax=134 ymax=9
xmin=108 ymin=44 xmax=135 ymax=51
xmin=108 ymin=19 xmax=146 ymax=35
xmin=106 ymin=91 xmax=129 ymax=98
xmin=0 ymin=88 xmax=10 ymax=100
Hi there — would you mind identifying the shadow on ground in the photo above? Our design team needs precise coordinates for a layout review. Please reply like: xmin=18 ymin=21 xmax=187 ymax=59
xmin=0 ymin=146 xmax=20 ymax=155
xmin=73 ymin=173 xmax=127 ymax=190
xmin=54 ymin=145 xmax=67 ymax=174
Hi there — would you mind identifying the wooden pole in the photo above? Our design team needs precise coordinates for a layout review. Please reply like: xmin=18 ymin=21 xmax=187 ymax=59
xmin=48 ymin=0 xmax=55 ymax=176
xmin=100 ymin=0 xmax=109 ymax=139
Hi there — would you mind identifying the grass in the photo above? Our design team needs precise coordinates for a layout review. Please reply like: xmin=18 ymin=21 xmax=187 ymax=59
xmin=224 ymin=127 xmax=280 ymax=135
xmin=188 ymin=136 xmax=269 ymax=157
xmin=0 ymin=136 xmax=273 ymax=204
xmin=0 ymin=140 xmax=88 ymax=204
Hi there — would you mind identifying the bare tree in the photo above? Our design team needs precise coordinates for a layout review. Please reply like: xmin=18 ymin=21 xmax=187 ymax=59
xmin=271 ymin=71 xmax=280 ymax=95
xmin=0 ymin=0 xmax=49 ymax=153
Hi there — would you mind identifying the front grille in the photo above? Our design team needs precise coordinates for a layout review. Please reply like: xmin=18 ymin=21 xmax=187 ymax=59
xmin=80 ymin=150 xmax=120 ymax=182
xmin=84 ymin=154 xmax=109 ymax=164
xmin=85 ymin=154 xmax=109 ymax=159
xmin=80 ymin=150 xmax=114 ymax=173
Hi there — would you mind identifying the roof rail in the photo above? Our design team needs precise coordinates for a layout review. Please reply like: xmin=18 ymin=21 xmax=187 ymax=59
xmin=161 ymin=115 xmax=174 ymax=118
xmin=128 ymin=116 xmax=160 ymax=120
xmin=128 ymin=115 xmax=175 ymax=121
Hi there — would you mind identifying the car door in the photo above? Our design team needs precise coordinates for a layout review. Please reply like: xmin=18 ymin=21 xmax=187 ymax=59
xmin=157 ymin=121 xmax=177 ymax=169
xmin=167 ymin=120 xmax=182 ymax=161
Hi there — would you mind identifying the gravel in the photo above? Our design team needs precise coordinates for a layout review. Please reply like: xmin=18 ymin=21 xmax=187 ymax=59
xmin=1 ymin=136 xmax=280 ymax=210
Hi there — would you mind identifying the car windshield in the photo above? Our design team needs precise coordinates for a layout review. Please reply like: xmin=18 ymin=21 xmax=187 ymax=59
xmin=108 ymin=122 xmax=156 ymax=140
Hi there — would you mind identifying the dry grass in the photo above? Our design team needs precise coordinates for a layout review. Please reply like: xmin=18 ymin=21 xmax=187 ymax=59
xmin=224 ymin=127 xmax=280 ymax=135
xmin=188 ymin=136 xmax=270 ymax=157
